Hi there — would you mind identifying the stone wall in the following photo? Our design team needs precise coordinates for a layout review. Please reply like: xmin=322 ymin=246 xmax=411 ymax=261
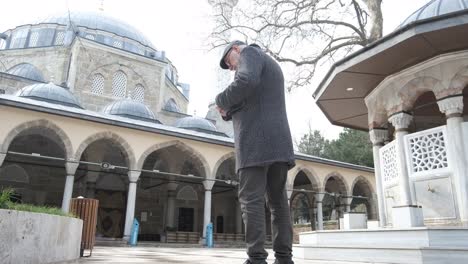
xmin=69 ymin=41 xmax=164 ymax=114
xmin=0 ymin=46 xmax=70 ymax=84
xmin=0 ymin=209 xmax=83 ymax=264
xmin=0 ymin=73 xmax=39 ymax=94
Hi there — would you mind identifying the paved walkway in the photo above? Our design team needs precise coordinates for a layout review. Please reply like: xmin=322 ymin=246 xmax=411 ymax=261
xmin=76 ymin=246 xmax=365 ymax=264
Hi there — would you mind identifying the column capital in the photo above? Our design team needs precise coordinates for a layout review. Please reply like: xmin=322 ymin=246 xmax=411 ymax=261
xmin=203 ymin=179 xmax=215 ymax=191
xmin=65 ymin=161 xmax=79 ymax=175
xmin=0 ymin=152 xmax=6 ymax=167
xmin=369 ymin=128 xmax=388 ymax=146
xmin=315 ymin=193 xmax=325 ymax=202
xmin=437 ymin=95 xmax=464 ymax=117
xmin=167 ymin=181 xmax=178 ymax=191
xmin=388 ymin=112 xmax=413 ymax=130
xmin=342 ymin=196 xmax=353 ymax=205
xmin=128 ymin=170 xmax=141 ymax=183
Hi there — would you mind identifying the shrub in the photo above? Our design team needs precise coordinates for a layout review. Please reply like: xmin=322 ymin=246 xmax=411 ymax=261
xmin=0 ymin=188 xmax=76 ymax=218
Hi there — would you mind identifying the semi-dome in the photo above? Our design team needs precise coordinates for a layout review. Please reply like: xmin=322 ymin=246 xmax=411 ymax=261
xmin=163 ymin=98 xmax=181 ymax=113
xmin=37 ymin=11 xmax=155 ymax=48
xmin=399 ymin=0 xmax=468 ymax=28
xmin=6 ymin=63 xmax=45 ymax=82
xmin=16 ymin=82 xmax=82 ymax=108
xmin=102 ymin=99 xmax=160 ymax=123
xmin=175 ymin=116 xmax=218 ymax=133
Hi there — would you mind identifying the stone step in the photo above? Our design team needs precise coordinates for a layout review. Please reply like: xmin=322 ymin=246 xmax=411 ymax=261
xmin=293 ymin=244 xmax=468 ymax=264
xmin=298 ymin=227 xmax=468 ymax=248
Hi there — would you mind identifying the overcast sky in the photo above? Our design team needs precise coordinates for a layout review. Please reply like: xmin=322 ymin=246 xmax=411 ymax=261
xmin=0 ymin=0 xmax=430 ymax=141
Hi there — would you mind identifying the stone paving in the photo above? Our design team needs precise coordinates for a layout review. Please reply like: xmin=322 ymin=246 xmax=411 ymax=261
xmin=76 ymin=246 xmax=366 ymax=264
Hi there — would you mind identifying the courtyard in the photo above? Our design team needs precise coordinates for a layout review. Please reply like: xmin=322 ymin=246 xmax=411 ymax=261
xmin=76 ymin=246 xmax=360 ymax=264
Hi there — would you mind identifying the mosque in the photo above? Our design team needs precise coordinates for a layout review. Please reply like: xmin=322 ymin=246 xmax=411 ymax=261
xmin=0 ymin=11 xmax=374 ymax=242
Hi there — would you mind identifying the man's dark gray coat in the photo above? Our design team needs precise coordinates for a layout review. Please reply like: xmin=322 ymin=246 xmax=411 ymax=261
xmin=215 ymin=46 xmax=295 ymax=171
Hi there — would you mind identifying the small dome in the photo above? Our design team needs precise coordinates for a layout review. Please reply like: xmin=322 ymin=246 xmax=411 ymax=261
xmin=163 ymin=98 xmax=181 ymax=113
xmin=6 ymin=63 xmax=45 ymax=82
xmin=399 ymin=0 xmax=468 ymax=28
xmin=175 ymin=116 xmax=218 ymax=133
xmin=102 ymin=99 xmax=160 ymax=123
xmin=16 ymin=82 xmax=82 ymax=108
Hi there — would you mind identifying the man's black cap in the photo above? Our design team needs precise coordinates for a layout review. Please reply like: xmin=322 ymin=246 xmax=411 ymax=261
xmin=219 ymin=40 xmax=245 ymax=69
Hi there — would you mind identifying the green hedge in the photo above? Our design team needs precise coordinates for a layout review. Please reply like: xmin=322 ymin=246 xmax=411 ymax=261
xmin=0 ymin=188 xmax=76 ymax=218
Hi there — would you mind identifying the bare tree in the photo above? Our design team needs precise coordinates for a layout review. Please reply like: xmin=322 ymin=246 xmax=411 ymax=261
xmin=210 ymin=0 xmax=383 ymax=90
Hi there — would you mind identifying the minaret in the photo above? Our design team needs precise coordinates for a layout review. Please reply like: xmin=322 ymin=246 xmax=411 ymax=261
xmin=206 ymin=0 xmax=239 ymax=137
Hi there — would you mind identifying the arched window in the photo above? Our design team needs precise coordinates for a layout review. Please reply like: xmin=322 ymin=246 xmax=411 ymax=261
xmin=112 ymin=39 xmax=123 ymax=49
xmin=112 ymin=71 xmax=127 ymax=98
xmin=10 ymin=28 xmax=29 ymax=49
xmin=91 ymin=74 xmax=104 ymax=95
xmin=54 ymin=31 xmax=65 ymax=46
xmin=176 ymin=186 xmax=198 ymax=201
xmin=132 ymin=84 xmax=145 ymax=103
xmin=85 ymin=34 xmax=95 ymax=40
xmin=28 ymin=31 xmax=40 ymax=47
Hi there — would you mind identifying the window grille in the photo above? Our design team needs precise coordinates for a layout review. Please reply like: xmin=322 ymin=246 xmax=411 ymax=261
xmin=112 ymin=71 xmax=127 ymax=98
xmin=29 ymin=31 xmax=39 ymax=47
xmin=91 ymin=74 xmax=104 ymax=95
xmin=54 ymin=31 xmax=65 ymax=45
xmin=132 ymin=84 xmax=145 ymax=102
xmin=113 ymin=39 xmax=122 ymax=49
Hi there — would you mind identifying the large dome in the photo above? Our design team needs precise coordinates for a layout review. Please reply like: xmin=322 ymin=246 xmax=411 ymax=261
xmin=37 ymin=11 xmax=155 ymax=48
xmin=175 ymin=116 xmax=218 ymax=133
xmin=6 ymin=63 xmax=45 ymax=82
xmin=16 ymin=83 xmax=82 ymax=108
xmin=399 ymin=0 xmax=468 ymax=28
xmin=102 ymin=99 xmax=160 ymax=123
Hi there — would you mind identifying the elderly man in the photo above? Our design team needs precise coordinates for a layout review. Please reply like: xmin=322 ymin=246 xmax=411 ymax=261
xmin=215 ymin=40 xmax=295 ymax=264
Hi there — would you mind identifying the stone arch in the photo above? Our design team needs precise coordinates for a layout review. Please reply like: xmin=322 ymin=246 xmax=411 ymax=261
xmin=448 ymin=66 xmax=468 ymax=96
xmin=212 ymin=152 xmax=235 ymax=177
xmin=1 ymin=119 xmax=73 ymax=160
xmin=290 ymin=166 xmax=320 ymax=192
xmin=350 ymin=176 xmax=374 ymax=196
xmin=323 ymin=172 xmax=349 ymax=196
xmin=350 ymin=175 xmax=377 ymax=219
xmin=74 ymin=131 xmax=136 ymax=169
xmin=398 ymin=76 xmax=445 ymax=111
xmin=176 ymin=185 xmax=198 ymax=201
xmin=0 ymin=164 xmax=29 ymax=183
xmin=136 ymin=140 xmax=210 ymax=178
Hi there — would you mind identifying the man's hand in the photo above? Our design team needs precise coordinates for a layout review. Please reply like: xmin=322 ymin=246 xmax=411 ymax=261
xmin=216 ymin=105 xmax=227 ymax=117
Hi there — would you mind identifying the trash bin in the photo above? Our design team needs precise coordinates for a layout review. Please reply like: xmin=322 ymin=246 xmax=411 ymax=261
xmin=129 ymin=218 xmax=139 ymax=246
xmin=206 ymin=222 xmax=213 ymax=248
xmin=70 ymin=197 xmax=99 ymax=257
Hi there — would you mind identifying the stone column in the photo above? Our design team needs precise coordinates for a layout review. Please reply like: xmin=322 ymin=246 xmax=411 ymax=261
xmin=388 ymin=112 xmax=423 ymax=227
xmin=0 ymin=152 xmax=6 ymax=167
xmin=61 ymin=161 xmax=79 ymax=212
xmin=438 ymin=95 xmax=468 ymax=222
xmin=202 ymin=180 xmax=215 ymax=240
xmin=315 ymin=193 xmax=325 ymax=230
xmin=369 ymin=128 xmax=389 ymax=227
xmin=123 ymin=170 xmax=141 ymax=240
xmin=165 ymin=182 xmax=178 ymax=230
xmin=287 ymin=189 xmax=293 ymax=206
xmin=344 ymin=196 xmax=353 ymax=212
